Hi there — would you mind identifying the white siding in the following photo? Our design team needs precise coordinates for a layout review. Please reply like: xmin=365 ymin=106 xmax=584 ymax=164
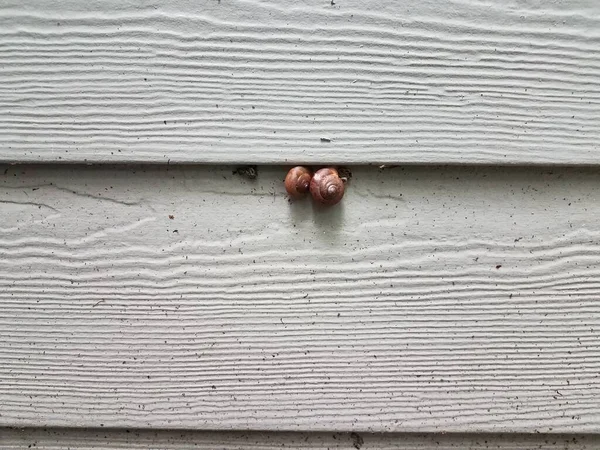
xmin=3 ymin=428 xmax=599 ymax=450
xmin=0 ymin=0 xmax=599 ymax=164
xmin=1 ymin=165 xmax=600 ymax=432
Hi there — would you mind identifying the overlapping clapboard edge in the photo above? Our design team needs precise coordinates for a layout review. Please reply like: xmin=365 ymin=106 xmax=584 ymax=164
xmin=2 ymin=428 xmax=600 ymax=450
xmin=0 ymin=0 xmax=599 ymax=165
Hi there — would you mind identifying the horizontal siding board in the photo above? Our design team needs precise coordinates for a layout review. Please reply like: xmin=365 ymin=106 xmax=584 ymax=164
xmin=2 ymin=165 xmax=600 ymax=432
xmin=0 ymin=0 xmax=599 ymax=164
xmin=2 ymin=429 xmax=600 ymax=450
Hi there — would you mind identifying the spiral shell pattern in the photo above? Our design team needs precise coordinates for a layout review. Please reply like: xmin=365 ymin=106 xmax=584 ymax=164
xmin=284 ymin=166 xmax=312 ymax=199
xmin=310 ymin=168 xmax=345 ymax=206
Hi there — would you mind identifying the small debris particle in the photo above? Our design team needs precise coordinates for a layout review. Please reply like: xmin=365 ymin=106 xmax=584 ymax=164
xmin=337 ymin=167 xmax=352 ymax=181
xmin=212 ymin=385 xmax=216 ymax=389
xmin=496 ymin=265 xmax=502 ymax=269
xmin=350 ymin=432 xmax=364 ymax=449
xmin=233 ymin=165 xmax=258 ymax=180
xmin=320 ymin=137 xmax=331 ymax=143
xmin=168 ymin=215 xmax=175 ymax=220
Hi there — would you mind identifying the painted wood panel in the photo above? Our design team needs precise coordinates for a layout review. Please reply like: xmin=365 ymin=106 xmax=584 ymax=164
xmin=1 ymin=165 xmax=600 ymax=432
xmin=0 ymin=0 xmax=599 ymax=164
xmin=2 ymin=428 xmax=599 ymax=450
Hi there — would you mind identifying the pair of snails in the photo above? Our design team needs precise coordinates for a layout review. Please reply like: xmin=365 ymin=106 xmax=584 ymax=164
xmin=285 ymin=166 xmax=345 ymax=206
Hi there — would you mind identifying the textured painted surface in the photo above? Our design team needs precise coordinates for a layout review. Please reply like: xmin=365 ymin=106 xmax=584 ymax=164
xmin=2 ymin=428 xmax=599 ymax=450
xmin=0 ymin=0 xmax=599 ymax=164
xmin=1 ymin=165 xmax=600 ymax=432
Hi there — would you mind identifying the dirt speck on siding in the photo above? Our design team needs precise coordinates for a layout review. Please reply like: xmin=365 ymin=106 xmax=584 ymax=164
xmin=338 ymin=167 xmax=352 ymax=181
xmin=233 ymin=166 xmax=258 ymax=180
xmin=350 ymin=432 xmax=364 ymax=449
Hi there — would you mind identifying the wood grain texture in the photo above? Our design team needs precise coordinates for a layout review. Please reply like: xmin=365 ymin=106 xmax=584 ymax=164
xmin=2 ymin=165 xmax=600 ymax=432
xmin=2 ymin=429 xmax=600 ymax=450
xmin=1 ymin=0 xmax=600 ymax=165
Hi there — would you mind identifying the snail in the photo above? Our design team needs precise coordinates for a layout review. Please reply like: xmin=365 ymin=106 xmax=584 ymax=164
xmin=284 ymin=166 xmax=312 ymax=199
xmin=310 ymin=167 xmax=345 ymax=206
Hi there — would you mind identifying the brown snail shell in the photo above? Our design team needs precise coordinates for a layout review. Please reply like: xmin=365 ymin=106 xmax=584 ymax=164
xmin=310 ymin=167 xmax=345 ymax=206
xmin=285 ymin=166 xmax=312 ymax=199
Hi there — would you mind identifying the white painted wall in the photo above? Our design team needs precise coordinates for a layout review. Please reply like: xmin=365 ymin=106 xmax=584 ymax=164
xmin=3 ymin=428 xmax=600 ymax=449
xmin=2 ymin=0 xmax=600 ymax=443
xmin=1 ymin=165 xmax=600 ymax=433
xmin=0 ymin=0 xmax=599 ymax=164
